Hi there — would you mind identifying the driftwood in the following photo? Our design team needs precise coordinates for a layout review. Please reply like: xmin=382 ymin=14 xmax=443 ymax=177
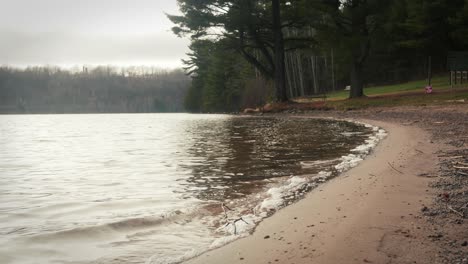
xmin=453 ymin=166 xmax=468 ymax=170
xmin=417 ymin=173 xmax=439 ymax=178
xmin=415 ymin=149 xmax=425 ymax=154
xmin=402 ymin=121 xmax=419 ymax=126
xmin=221 ymin=203 xmax=249 ymax=235
xmin=439 ymin=155 xmax=463 ymax=159
xmin=221 ymin=203 xmax=232 ymax=218
xmin=388 ymin=162 xmax=403 ymax=174
xmin=224 ymin=217 xmax=249 ymax=235
xmin=448 ymin=205 xmax=464 ymax=218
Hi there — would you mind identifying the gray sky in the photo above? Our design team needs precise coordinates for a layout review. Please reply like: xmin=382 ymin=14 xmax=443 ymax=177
xmin=0 ymin=0 xmax=189 ymax=68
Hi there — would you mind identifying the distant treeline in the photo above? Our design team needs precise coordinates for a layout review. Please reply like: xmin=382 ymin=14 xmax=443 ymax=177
xmin=0 ymin=66 xmax=190 ymax=114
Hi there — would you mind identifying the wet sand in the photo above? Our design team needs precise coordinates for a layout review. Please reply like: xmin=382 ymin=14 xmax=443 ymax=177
xmin=185 ymin=119 xmax=441 ymax=264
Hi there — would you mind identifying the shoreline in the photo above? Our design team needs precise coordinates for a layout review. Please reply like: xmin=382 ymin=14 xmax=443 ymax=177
xmin=184 ymin=118 xmax=442 ymax=264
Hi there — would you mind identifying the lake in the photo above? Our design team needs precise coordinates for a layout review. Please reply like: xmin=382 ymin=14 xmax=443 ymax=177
xmin=0 ymin=114 xmax=381 ymax=264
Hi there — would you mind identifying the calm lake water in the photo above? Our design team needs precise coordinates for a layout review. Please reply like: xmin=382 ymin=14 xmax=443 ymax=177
xmin=0 ymin=114 xmax=375 ymax=264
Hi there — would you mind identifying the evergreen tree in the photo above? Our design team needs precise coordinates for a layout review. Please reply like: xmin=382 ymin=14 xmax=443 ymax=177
xmin=168 ymin=0 xmax=312 ymax=102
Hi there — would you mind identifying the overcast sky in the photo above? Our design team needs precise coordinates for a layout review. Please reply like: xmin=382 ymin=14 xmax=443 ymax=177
xmin=0 ymin=0 xmax=189 ymax=68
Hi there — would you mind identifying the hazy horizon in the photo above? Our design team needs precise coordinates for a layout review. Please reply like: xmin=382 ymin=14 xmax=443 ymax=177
xmin=0 ymin=0 xmax=189 ymax=68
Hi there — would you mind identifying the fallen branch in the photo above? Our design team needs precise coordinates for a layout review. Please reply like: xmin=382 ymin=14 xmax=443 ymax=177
xmin=439 ymin=155 xmax=463 ymax=159
xmin=415 ymin=149 xmax=425 ymax=154
xmin=221 ymin=203 xmax=233 ymax=218
xmin=417 ymin=173 xmax=439 ymax=178
xmin=224 ymin=217 xmax=249 ymax=235
xmin=448 ymin=205 xmax=464 ymax=218
xmin=453 ymin=166 xmax=468 ymax=170
xmin=388 ymin=162 xmax=403 ymax=174
xmin=402 ymin=121 xmax=419 ymax=126
xmin=456 ymin=171 xmax=468 ymax=177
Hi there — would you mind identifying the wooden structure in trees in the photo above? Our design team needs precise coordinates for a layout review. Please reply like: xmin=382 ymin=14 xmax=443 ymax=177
xmin=447 ymin=51 xmax=468 ymax=86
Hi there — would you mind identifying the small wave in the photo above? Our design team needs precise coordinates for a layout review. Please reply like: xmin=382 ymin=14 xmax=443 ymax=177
xmin=255 ymin=122 xmax=386 ymax=217
xmin=300 ymin=158 xmax=340 ymax=168
xmin=257 ymin=176 xmax=308 ymax=212
xmin=341 ymin=131 xmax=364 ymax=136
xmin=28 ymin=210 xmax=194 ymax=243
xmin=335 ymin=126 xmax=387 ymax=173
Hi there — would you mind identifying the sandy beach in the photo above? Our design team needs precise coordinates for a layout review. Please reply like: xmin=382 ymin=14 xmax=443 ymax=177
xmin=185 ymin=109 xmax=467 ymax=264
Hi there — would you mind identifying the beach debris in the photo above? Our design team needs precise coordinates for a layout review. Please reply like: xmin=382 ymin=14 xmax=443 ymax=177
xmin=223 ymin=217 xmax=249 ymax=235
xmin=428 ymin=234 xmax=444 ymax=240
xmin=415 ymin=149 xmax=425 ymax=154
xmin=418 ymin=173 xmax=438 ymax=178
xmin=448 ymin=205 xmax=465 ymax=218
xmin=387 ymin=162 xmax=403 ymax=174
xmin=442 ymin=192 xmax=450 ymax=200
xmin=221 ymin=202 xmax=233 ymax=218
xmin=264 ymin=235 xmax=270 ymax=239
xmin=402 ymin=121 xmax=419 ymax=126
xmin=220 ymin=202 xmax=251 ymax=235
xmin=438 ymin=155 xmax=463 ymax=159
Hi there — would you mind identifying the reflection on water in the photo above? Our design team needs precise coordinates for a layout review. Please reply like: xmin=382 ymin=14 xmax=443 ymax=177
xmin=0 ymin=114 xmax=371 ymax=264
xmin=181 ymin=117 xmax=370 ymax=201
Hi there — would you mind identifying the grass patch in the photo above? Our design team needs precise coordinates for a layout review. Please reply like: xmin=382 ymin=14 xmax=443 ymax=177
xmin=325 ymin=89 xmax=468 ymax=110
xmin=274 ymin=75 xmax=468 ymax=112
xmin=324 ymin=75 xmax=464 ymax=100
xmin=287 ymin=74 xmax=468 ymax=111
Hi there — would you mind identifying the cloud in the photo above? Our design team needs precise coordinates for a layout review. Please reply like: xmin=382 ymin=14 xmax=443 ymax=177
xmin=0 ymin=0 xmax=188 ymax=68
xmin=0 ymin=31 xmax=189 ymax=68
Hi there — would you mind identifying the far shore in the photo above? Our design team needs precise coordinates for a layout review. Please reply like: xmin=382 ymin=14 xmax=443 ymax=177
xmin=184 ymin=105 xmax=468 ymax=264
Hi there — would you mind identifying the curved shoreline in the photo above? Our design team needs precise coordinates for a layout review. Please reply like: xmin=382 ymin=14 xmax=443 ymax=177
xmin=183 ymin=118 xmax=440 ymax=264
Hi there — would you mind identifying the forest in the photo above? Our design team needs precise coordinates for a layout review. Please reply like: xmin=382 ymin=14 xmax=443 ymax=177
xmin=169 ymin=0 xmax=468 ymax=112
xmin=0 ymin=66 xmax=190 ymax=114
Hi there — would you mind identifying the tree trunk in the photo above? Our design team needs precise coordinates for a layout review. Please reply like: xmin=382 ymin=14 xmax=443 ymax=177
xmin=331 ymin=49 xmax=335 ymax=91
xmin=272 ymin=0 xmax=288 ymax=102
xmin=350 ymin=60 xmax=364 ymax=98
xmin=296 ymin=51 xmax=305 ymax=97
xmin=289 ymin=52 xmax=298 ymax=97
xmin=311 ymin=56 xmax=318 ymax=94
xmin=285 ymin=52 xmax=294 ymax=98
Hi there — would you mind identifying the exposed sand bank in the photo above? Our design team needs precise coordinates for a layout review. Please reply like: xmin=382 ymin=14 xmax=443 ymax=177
xmin=185 ymin=119 xmax=442 ymax=264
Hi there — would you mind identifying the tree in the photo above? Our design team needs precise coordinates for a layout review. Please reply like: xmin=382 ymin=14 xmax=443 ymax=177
xmin=183 ymin=38 xmax=257 ymax=112
xmin=272 ymin=0 xmax=288 ymax=101
xmin=323 ymin=0 xmax=391 ymax=98
xmin=169 ymin=0 xmax=311 ymax=102
xmin=449 ymin=0 xmax=468 ymax=50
